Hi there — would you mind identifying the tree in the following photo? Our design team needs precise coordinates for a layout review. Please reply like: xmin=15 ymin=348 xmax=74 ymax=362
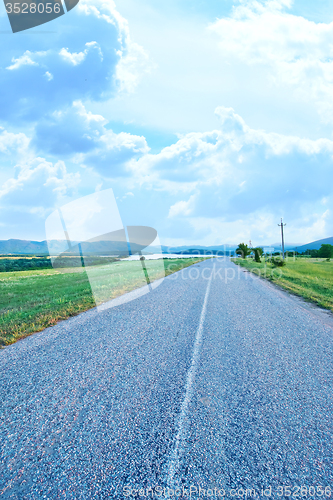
xmin=318 ymin=244 xmax=333 ymax=259
xmin=309 ymin=249 xmax=319 ymax=258
xmin=236 ymin=243 xmax=251 ymax=258
xmin=253 ymin=247 xmax=263 ymax=263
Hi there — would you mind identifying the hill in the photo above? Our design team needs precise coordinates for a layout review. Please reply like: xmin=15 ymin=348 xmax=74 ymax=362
xmin=0 ymin=239 xmax=48 ymax=255
xmin=4 ymin=238 xmax=330 ymax=256
xmin=0 ymin=240 xmax=240 ymax=255
xmin=293 ymin=236 xmax=333 ymax=253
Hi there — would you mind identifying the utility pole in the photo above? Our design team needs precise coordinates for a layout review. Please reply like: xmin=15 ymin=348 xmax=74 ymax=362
xmin=278 ymin=218 xmax=286 ymax=260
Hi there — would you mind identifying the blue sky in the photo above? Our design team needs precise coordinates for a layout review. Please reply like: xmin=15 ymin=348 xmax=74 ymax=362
xmin=1 ymin=0 xmax=333 ymax=246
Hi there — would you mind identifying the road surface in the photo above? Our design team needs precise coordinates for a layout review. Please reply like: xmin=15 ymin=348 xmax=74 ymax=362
xmin=1 ymin=258 xmax=333 ymax=499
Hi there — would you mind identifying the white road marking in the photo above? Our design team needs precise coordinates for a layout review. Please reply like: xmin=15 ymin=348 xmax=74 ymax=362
xmin=166 ymin=266 xmax=214 ymax=486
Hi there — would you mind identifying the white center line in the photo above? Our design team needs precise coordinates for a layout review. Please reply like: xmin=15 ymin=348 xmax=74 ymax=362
xmin=166 ymin=265 xmax=214 ymax=487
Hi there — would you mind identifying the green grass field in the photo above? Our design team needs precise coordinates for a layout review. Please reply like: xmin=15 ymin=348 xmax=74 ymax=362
xmin=231 ymin=257 xmax=333 ymax=311
xmin=0 ymin=257 xmax=206 ymax=347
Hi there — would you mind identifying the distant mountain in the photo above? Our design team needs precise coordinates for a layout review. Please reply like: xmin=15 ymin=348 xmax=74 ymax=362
xmin=0 ymin=239 xmax=149 ymax=256
xmin=269 ymin=243 xmax=304 ymax=251
xmin=0 ymin=239 xmax=48 ymax=254
xmin=5 ymin=238 xmax=327 ymax=256
xmin=292 ymin=236 xmax=333 ymax=253
xmin=0 ymin=240 xmax=240 ymax=256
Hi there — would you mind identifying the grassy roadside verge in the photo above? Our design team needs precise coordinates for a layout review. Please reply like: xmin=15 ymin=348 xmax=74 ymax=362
xmin=231 ymin=257 xmax=333 ymax=312
xmin=0 ymin=257 xmax=207 ymax=347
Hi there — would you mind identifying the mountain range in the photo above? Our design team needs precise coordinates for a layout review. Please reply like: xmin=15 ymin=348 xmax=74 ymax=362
xmin=291 ymin=236 xmax=333 ymax=253
xmin=0 ymin=237 xmax=331 ymax=255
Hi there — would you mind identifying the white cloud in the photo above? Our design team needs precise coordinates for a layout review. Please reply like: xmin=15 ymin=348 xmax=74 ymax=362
xmin=0 ymin=0 xmax=150 ymax=124
xmin=214 ymin=106 xmax=333 ymax=155
xmin=32 ymin=101 xmax=149 ymax=176
xmin=210 ymin=0 xmax=333 ymax=124
xmin=0 ymin=158 xmax=80 ymax=208
xmin=0 ymin=128 xmax=30 ymax=156
xmin=44 ymin=71 xmax=53 ymax=81
xmin=83 ymin=129 xmax=149 ymax=177
xmin=126 ymin=105 xmax=333 ymax=244
xmin=115 ymin=41 xmax=151 ymax=93
xmin=6 ymin=50 xmax=43 ymax=70
xmin=59 ymin=47 xmax=87 ymax=66
xmin=0 ymin=158 xmax=80 ymax=239
xmin=1 ymin=0 xmax=332 ymax=245
xmin=168 ymin=195 xmax=196 ymax=218
xmin=0 ymin=0 xmax=151 ymax=239
xmin=78 ymin=0 xmax=150 ymax=93
xmin=210 ymin=0 xmax=333 ymax=65
xmin=59 ymin=42 xmax=103 ymax=66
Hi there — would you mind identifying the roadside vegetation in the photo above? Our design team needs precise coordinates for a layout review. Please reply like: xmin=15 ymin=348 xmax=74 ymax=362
xmin=0 ymin=257 xmax=207 ymax=347
xmin=0 ymin=255 xmax=121 ymax=272
xmin=232 ymin=243 xmax=333 ymax=312
xmin=0 ymin=256 xmax=52 ymax=273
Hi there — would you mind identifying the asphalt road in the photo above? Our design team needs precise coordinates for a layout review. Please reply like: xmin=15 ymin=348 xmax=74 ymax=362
xmin=1 ymin=258 xmax=333 ymax=499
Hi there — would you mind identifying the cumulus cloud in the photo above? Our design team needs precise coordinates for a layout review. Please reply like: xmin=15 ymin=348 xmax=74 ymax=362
xmin=0 ymin=128 xmax=30 ymax=157
xmin=0 ymin=0 xmax=152 ymax=239
xmin=6 ymin=50 xmax=43 ymax=70
xmin=32 ymin=101 xmax=149 ymax=176
xmin=59 ymin=43 xmax=103 ymax=66
xmin=209 ymin=0 xmax=333 ymax=124
xmin=44 ymin=71 xmax=53 ymax=81
xmin=83 ymin=129 xmax=149 ymax=177
xmin=130 ymin=106 xmax=333 ymax=243
xmin=32 ymin=101 xmax=107 ymax=156
xmin=0 ymin=157 xmax=80 ymax=240
xmin=0 ymin=0 xmax=149 ymax=123
xmin=1 ymin=0 xmax=332 ymax=245
xmin=0 ymin=158 xmax=80 ymax=209
xmin=115 ymin=41 xmax=151 ymax=93
xmin=168 ymin=195 xmax=196 ymax=218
